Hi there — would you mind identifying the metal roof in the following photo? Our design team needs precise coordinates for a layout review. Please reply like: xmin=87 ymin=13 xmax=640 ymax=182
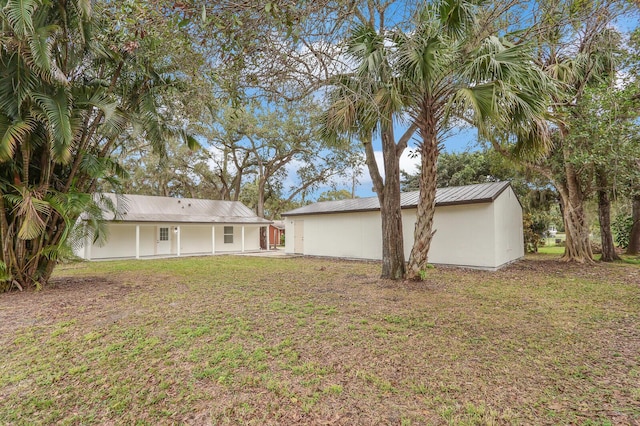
xmin=95 ymin=193 xmax=272 ymax=225
xmin=283 ymin=181 xmax=512 ymax=217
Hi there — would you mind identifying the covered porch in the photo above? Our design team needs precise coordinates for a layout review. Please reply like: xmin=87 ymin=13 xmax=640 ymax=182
xmin=83 ymin=223 xmax=276 ymax=261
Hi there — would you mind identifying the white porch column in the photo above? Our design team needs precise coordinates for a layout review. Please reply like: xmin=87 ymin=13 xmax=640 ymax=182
xmin=267 ymin=226 xmax=271 ymax=250
xmin=135 ymin=225 xmax=140 ymax=259
xmin=241 ymin=226 xmax=245 ymax=252
xmin=211 ymin=226 xmax=216 ymax=254
xmin=176 ymin=226 xmax=181 ymax=256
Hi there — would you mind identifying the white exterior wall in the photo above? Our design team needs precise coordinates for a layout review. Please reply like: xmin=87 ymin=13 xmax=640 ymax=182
xmin=90 ymin=224 xmax=137 ymax=259
xmin=288 ymin=212 xmax=383 ymax=259
xmin=79 ymin=223 xmax=263 ymax=260
xmin=420 ymin=203 xmax=496 ymax=268
xmin=212 ymin=225 xmax=261 ymax=252
xmin=180 ymin=226 xmax=213 ymax=254
xmin=285 ymin=196 xmax=522 ymax=269
xmin=492 ymin=187 xmax=525 ymax=267
xmin=139 ymin=226 xmax=156 ymax=256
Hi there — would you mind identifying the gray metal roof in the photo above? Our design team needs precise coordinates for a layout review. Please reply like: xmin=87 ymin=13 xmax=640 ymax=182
xmin=283 ymin=181 xmax=512 ymax=217
xmin=95 ymin=193 xmax=271 ymax=224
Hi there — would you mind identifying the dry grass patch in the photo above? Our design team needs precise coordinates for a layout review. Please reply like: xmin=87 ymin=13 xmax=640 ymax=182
xmin=1 ymin=255 xmax=639 ymax=425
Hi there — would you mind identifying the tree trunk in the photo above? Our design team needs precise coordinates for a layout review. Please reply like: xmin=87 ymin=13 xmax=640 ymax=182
xmin=257 ymin=177 xmax=266 ymax=218
xmin=406 ymin=120 xmax=438 ymax=280
xmin=596 ymin=170 xmax=620 ymax=262
xmin=627 ymin=194 xmax=640 ymax=255
xmin=557 ymin=150 xmax=593 ymax=263
xmin=378 ymin=128 xmax=406 ymax=280
xmin=360 ymin=123 xmax=407 ymax=280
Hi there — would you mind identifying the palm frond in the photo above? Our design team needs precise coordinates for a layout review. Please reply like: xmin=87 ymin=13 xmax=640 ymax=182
xmin=5 ymin=186 xmax=51 ymax=240
xmin=0 ymin=53 xmax=40 ymax=116
xmin=3 ymin=0 xmax=38 ymax=37
xmin=32 ymin=88 xmax=73 ymax=163
xmin=28 ymin=24 xmax=61 ymax=80
xmin=0 ymin=115 xmax=35 ymax=161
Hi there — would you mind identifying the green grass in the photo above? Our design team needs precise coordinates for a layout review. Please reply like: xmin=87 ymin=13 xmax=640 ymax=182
xmin=537 ymin=245 xmax=566 ymax=254
xmin=1 ymin=255 xmax=638 ymax=424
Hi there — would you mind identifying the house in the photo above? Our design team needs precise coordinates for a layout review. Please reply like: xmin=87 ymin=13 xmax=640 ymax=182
xmin=268 ymin=220 xmax=285 ymax=249
xmin=76 ymin=194 xmax=272 ymax=260
xmin=282 ymin=181 xmax=524 ymax=270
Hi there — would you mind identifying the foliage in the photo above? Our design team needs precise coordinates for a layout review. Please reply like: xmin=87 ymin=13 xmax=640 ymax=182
xmin=317 ymin=189 xmax=354 ymax=202
xmin=402 ymin=150 xmax=510 ymax=192
xmin=200 ymin=99 xmax=360 ymax=218
xmin=391 ymin=0 xmax=553 ymax=279
xmin=523 ymin=213 xmax=547 ymax=253
xmin=488 ymin=0 xmax=636 ymax=263
xmin=613 ymin=213 xmax=634 ymax=249
xmin=0 ymin=0 xmax=195 ymax=290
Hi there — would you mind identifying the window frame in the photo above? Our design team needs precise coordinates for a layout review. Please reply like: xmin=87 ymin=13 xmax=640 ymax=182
xmin=223 ymin=226 xmax=234 ymax=244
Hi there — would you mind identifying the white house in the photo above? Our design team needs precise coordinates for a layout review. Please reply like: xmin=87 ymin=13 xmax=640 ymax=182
xmin=283 ymin=181 xmax=524 ymax=270
xmin=76 ymin=194 xmax=272 ymax=260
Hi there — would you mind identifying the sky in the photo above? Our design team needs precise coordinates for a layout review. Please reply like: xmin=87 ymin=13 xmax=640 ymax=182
xmin=326 ymin=127 xmax=480 ymax=199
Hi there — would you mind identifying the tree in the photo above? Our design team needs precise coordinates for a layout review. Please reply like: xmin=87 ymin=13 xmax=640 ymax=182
xmin=565 ymin=81 xmax=640 ymax=261
xmin=317 ymin=189 xmax=354 ymax=201
xmin=490 ymin=0 xmax=633 ymax=263
xmin=0 ymin=0 xmax=195 ymax=290
xmin=628 ymin=194 xmax=640 ymax=255
xmin=322 ymin=24 xmax=417 ymax=280
xmin=393 ymin=0 xmax=552 ymax=279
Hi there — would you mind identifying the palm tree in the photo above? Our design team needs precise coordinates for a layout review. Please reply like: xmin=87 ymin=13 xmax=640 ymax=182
xmin=393 ymin=0 xmax=553 ymax=279
xmin=0 ymin=0 xmax=194 ymax=290
xmin=322 ymin=24 xmax=417 ymax=279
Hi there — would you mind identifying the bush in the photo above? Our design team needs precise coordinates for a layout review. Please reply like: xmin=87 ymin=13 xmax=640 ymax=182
xmin=612 ymin=214 xmax=633 ymax=249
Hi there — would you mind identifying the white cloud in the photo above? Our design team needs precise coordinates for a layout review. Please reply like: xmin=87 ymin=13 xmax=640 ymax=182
xmin=352 ymin=149 xmax=419 ymax=197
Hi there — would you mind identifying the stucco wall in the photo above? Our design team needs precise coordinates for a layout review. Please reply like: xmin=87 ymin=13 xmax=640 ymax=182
xmin=181 ymin=226 xmax=213 ymax=254
xmin=139 ymin=226 xmax=156 ymax=256
xmin=493 ymin=187 xmax=525 ymax=267
xmin=285 ymin=198 xmax=521 ymax=269
xmin=423 ymin=203 xmax=496 ymax=268
xmin=290 ymin=211 xmax=383 ymax=259
xmin=90 ymin=224 xmax=137 ymax=259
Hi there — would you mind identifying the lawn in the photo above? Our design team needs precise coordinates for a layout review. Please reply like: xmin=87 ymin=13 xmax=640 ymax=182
xmin=1 ymin=255 xmax=639 ymax=425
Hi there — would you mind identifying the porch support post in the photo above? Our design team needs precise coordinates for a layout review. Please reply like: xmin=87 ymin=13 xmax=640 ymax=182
xmin=212 ymin=226 xmax=216 ymax=254
xmin=135 ymin=225 xmax=140 ymax=259
xmin=241 ymin=226 xmax=245 ymax=252
xmin=267 ymin=226 xmax=271 ymax=250
xmin=177 ymin=226 xmax=181 ymax=256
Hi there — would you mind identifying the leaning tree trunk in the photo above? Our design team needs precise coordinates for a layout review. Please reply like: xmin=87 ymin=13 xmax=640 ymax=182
xmin=406 ymin=121 xmax=439 ymax=280
xmin=627 ymin=194 xmax=640 ymax=255
xmin=596 ymin=169 xmax=620 ymax=262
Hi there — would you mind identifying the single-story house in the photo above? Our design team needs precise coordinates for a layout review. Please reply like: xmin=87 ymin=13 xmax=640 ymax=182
xmin=76 ymin=194 xmax=272 ymax=260
xmin=282 ymin=181 xmax=524 ymax=270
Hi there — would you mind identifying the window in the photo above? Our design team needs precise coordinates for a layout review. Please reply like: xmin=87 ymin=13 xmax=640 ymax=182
xmin=159 ymin=227 xmax=169 ymax=241
xmin=224 ymin=226 xmax=233 ymax=244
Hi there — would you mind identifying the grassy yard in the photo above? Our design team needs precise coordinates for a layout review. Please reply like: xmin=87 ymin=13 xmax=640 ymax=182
xmin=1 ymin=255 xmax=639 ymax=425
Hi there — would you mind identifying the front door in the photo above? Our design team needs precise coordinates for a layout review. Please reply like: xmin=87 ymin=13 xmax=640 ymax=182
xmin=157 ymin=226 xmax=171 ymax=255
